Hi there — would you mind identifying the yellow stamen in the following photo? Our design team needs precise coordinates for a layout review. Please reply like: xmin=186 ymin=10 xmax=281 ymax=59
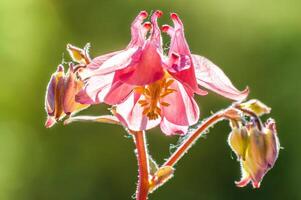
xmin=137 ymin=78 xmax=176 ymax=120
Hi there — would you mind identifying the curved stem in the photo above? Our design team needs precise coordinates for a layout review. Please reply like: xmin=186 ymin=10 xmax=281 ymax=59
xmin=131 ymin=130 xmax=149 ymax=200
xmin=163 ymin=110 xmax=226 ymax=167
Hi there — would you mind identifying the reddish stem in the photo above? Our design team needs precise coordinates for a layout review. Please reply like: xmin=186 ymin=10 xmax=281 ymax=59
xmin=163 ymin=111 xmax=225 ymax=167
xmin=132 ymin=131 xmax=149 ymax=200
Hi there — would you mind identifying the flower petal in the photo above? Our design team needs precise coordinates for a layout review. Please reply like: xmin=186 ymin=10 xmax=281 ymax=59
xmin=79 ymin=11 xmax=150 ymax=80
xmin=162 ymin=13 xmax=203 ymax=94
xmin=79 ymin=48 xmax=138 ymax=80
xmin=116 ymin=10 xmax=165 ymax=86
xmin=160 ymin=118 xmax=188 ymax=136
xmin=115 ymin=93 xmax=161 ymax=131
xmin=116 ymin=43 xmax=164 ymax=85
xmin=128 ymin=10 xmax=149 ymax=47
xmin=76 ymin=73 xmax=133 ymax=105
xmin=161 ymin=79 xmax=199 ymax=126
xmin=192 ymin=54 xmax=249 ymax=101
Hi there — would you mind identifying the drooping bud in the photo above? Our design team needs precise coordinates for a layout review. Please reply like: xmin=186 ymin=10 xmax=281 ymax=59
xmin=45 ymin=64 xmax=88 ymax=128
xmin=230 ymin=119 xmax=280 ymax=188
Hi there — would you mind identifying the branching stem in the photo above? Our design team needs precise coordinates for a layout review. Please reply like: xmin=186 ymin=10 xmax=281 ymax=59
xmin=162 ymin=109 xmax=228 ymax=168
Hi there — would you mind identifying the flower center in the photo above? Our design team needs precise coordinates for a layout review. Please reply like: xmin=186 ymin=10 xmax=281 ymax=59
xmin=135 ymin=78 xmax=176 ymax=120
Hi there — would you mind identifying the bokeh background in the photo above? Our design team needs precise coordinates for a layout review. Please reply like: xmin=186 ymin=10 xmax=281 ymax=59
xmin=1 ymin=0 xmax=300 ymax=199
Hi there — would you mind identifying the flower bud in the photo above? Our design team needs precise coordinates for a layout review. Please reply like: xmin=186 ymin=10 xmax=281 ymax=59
xmin=45 ymin=64 xmax=88 ymax=128
xmin=230 ymin=119 xmax=280 ymax=188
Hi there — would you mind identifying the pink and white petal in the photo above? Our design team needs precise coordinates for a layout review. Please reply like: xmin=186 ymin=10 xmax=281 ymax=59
xmin=160 ymin=118 xmax=188 ymax=136
xmin=161 ymin=80 xmax=200 ymax=126
xmin=76 ymin=73 xmax=133 ymax=105
xmin=76 ymin=73 xmax=115 ymax=104
xmin=80 ymin=48 xmax=139 ymax=80
xmin=103 ymin=81 xmax=133 ymax=105
xmin=192 ymin=54 xmax=249 ymax=101
xmin=86 ymin=50 xmax=123 ymax=70
xmin=115 ymin=93 xmax=161 ymax=131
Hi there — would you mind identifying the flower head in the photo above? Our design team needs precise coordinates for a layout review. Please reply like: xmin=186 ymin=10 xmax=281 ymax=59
xmin=76 ymin=11 xmax=249 ymax=135
xmin=228 ymin=119 xmax=280 ymax=188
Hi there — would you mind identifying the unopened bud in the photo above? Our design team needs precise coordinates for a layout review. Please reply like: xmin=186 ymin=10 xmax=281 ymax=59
xmin=230 ymin=119 xmax=280 ymax=188
xmin=45 ymin=64 xmax=88 ymax=128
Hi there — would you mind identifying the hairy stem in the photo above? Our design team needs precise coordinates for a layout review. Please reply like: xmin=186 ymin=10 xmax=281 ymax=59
xmin=132 ymin=130 xmax=149 ymax=200
xmin=163 ymin=110 xmax=227 ymax=168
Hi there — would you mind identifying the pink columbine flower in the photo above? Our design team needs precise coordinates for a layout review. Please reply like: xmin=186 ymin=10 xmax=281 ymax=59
xmin=76 ymin=11 xmax=248 ymax=135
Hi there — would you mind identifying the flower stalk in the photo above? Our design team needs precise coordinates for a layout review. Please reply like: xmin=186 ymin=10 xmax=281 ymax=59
xmin=162 ymin=110 xmax=226 ymax=168
xmin=131 ymin=130 xmax=150 ymax=200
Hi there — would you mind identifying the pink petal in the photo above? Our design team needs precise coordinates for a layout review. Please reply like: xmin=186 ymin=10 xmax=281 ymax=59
xmin=76 ymin=73 xmax=133 ymax=105
xmin=116 ymin=10 xmax=165 ymax=86
xmin=45 ymin=116 xmax=56 ymax=128
xmin=160 ymin=118 xmax=188 ymax=136
xmin=79 ymin=48 xmax=138 ymax=80
xmin=192 ymin=54 xmax=249 ymax=101
xmin=45 ymin=65 xmax=64 ymax=115
xmin=79 ymin=11 xmax=150 ymax=80
xmin=76 ymin=73 xmax=115 ymax=104
xmin=85 ymin=50 xmax=123 ymax=70
xmin=162 ymin=13 xmax=202 ymax=94
xmin=115 ymin=93 xmax=161 ymax=131
xmin=103 ymin=80 xmax=134 ymax=105
xmin=161 ymin=79 xmax=200 ymax=126
xmin=128 ymin=10 xmax=149 ymax=47
xmin=116 ymin=43 xmax=164 ymax=85
xmin=235 ymin=176 xmax=251 ymax=188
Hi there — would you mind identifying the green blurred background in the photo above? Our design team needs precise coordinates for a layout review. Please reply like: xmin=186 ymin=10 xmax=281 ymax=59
xmin=1 ymin=0 xmax=300 ymax=199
